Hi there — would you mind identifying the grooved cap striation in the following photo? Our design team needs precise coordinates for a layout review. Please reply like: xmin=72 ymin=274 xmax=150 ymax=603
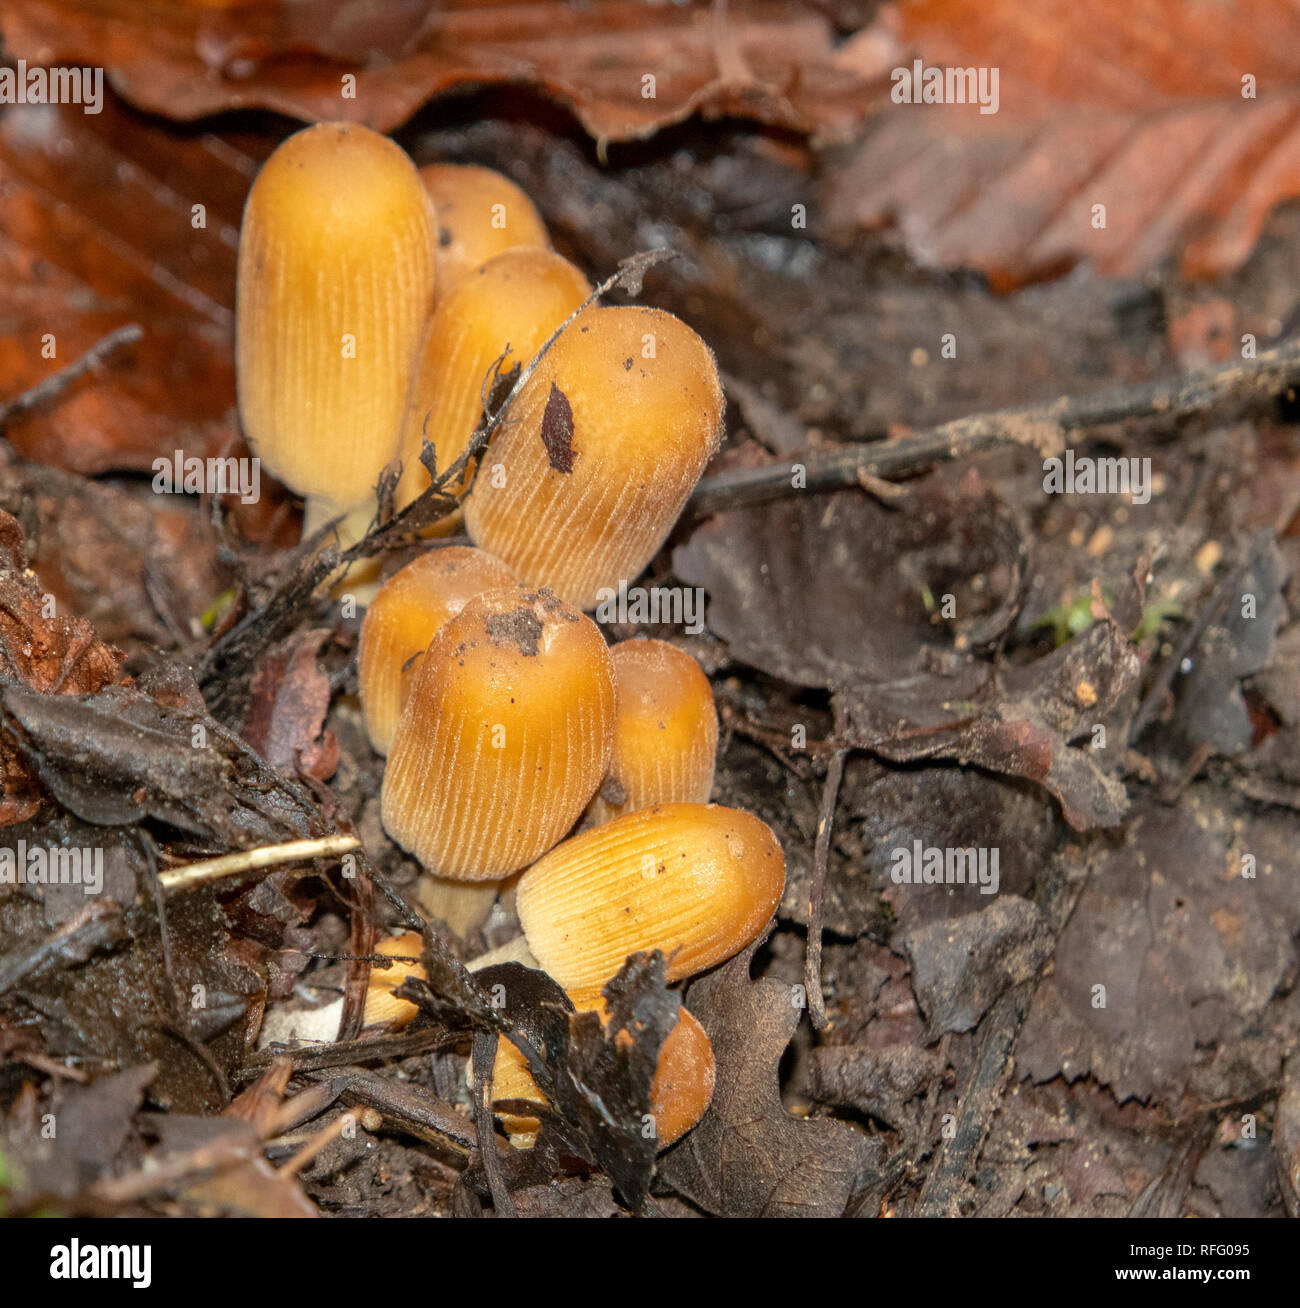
xmin=382 ymin=586 xmax=615 ymax=880
xmin=587 ymin=638 xmax=718 ymax=825
xmin=359 ymin=546 xmax=517 ymax=754
xmin=420 ymin=162 xmax=551 ymax=293
xmin=396 ymin=248 xmax=590 ymax=506
xmin=515 ymin=802 xmax=784 ymax=990
xmin=463 ymin=306 xmax=724 ymax=609
xmin=236 ymin=122 xmax=437 ymax=512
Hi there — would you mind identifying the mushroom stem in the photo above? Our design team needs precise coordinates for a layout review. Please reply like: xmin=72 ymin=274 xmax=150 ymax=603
xmin=301 ymin=496 xmax=385 ymax=599
xmin=466 ymin=936 xmax=538 ymax=973
xmin=417 ymin=874 xmax=502 ymax=938
xmin=301 ymin=496 xmax=377 ymax=554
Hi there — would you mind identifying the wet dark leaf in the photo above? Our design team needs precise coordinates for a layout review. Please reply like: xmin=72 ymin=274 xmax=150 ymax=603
xmin=480 ymin=952 xmax=679 ymax=1212
xmin=833 ymin=618 xmax=1140 ymax=830
xmin=243 ymin=628 xmax=339 ymax=781
xmin=810 ymin=1043 xmax=943 ymax=1130
xmin=1 ymin=1063 xmax=155 ymax=1203
xmin=1159 ymin=530 xmax=1287 ymax=757
xmin=659 ymin=940 xmax=882 ymax=1217
xmin=899 ymin=895 xmax=1053 ymax=1039
xmin=1018 ymin=792 xmax=1299 ymax=1102
xmin=1 ymin=679 xmax=323 ymax=843
xmin=675 ymin=478 xmax=1027 ymax=689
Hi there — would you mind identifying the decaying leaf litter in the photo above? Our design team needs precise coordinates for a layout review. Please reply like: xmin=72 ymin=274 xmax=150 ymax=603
xmin=2 ymin=1 xmax=1300 ymax=1219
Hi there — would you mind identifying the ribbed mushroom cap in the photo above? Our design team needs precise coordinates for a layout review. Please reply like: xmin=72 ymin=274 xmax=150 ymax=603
xmin=359 ymin=546 xmax=517 ymax=754
xmin=236 ymin=122 xmax=437 ymax=525
xmin=587 ymin=639 xmax=717 ymax=825
xmin=382 ymin=587 xmax=615 ymax=880
xmin=515 ymin=802 xmax=784 ymax=990
xmin=463 ymin=306 xmax=724 ymax=609
xmin=492 ymin=997 xmax=714 ymax=1148
xmin=362 ymin=931 xmax=426 ymax=1029
xmin=420 ymin=163 xmax=551 ymax=293
xmin=396 ymin=249 xmax=590 ymax=506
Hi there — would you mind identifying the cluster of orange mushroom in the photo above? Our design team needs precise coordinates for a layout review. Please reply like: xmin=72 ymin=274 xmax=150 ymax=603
xmin=236 ymin=123 xmax=787 ymax=1151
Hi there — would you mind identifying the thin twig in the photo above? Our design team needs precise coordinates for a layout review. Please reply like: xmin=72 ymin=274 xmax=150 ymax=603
xmin=805 ymin=748 xmax=848 ymax=1030
xmin=914 ymin=847 xmax=1087 ymax=1216
xmin=0 ymin=323 xmax=143 ymax=429
xmin=278 ymin=1111 xmax=356 ymax=1177
xmin=690 ymin=333 xmax=1300 ymax=515
xmin=157 ymin=834 xmax=360 ymax=893
xmin=1130 ymin=547 xmax=1253 ymax=741
xmin=343 ymin=249 xmax=677 ymax=564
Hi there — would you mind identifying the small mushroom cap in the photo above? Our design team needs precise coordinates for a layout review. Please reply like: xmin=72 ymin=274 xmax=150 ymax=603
xmin=420 ymin=163 xmax=551 ymax=293
xmin=359 ymin=546 xmax=517 ymax=754
xmin=463 ymin=306 xmax=724 ymax=609
xmin=236 ymin=123 xmax=437 ymax=515
xmin=362 ymin=931 xmax=427 ymax=1029
xmin=382 ymin=587 xmax=615 ymax=880
xmin=515 ymin=802 xmax=784 ymax=990
xmin=586 ymin=639 xmax=718 ymax=825
xmin=396 ymin=249 xmax=591 ymax=506
xmin=492 ymin=997 xmax=714 ymax=1149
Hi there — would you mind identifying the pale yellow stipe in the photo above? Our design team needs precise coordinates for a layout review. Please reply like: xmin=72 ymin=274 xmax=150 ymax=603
xmin=417 ymin=873 xmax=508 ymax=938
xmin=382 ymin=587 xmax=615 ymax=880
xmin=587 ymin=639 xmax=718 ymax=825
xmin=515 ymin=802 xmax=785 ymax=991
xmin=463 ymin=306 xmax=724 ymax=610
xmin=359 ymin=546 xmax=517 ymax=755
xmin=237 ymin=123 xmax=437 ymax=531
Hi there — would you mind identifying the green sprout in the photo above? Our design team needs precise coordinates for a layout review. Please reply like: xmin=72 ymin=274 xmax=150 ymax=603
xmin=1034 ymin=590 xmax=1106 ymax=648
xmin=1035 ymin=587 xmax=1183 ymax=647
xmin=200 ymin=587 xmax=238 ymax=632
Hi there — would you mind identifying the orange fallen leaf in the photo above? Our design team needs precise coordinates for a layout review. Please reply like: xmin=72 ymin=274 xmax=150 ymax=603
xmin=824 ymin=0 xmax=1300 ymax=286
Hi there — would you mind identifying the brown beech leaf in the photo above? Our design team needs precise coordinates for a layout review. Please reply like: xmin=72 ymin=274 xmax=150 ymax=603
xmin=823 ymin=0 xmax=1300 ymax=286
xmin=0 ymin=509 xmax=126 ymax=825
xmin=0 ymin=446 xmax=230 ymax=654
xmin=0 ymin=97 xmax=244 ymax=474
xmin=3 ymin=1 xmax=889 ymax=145
xmin=243 ymin=628 xmax=339 ymax=780
xmin=1017 ymin=791 xmax=1300 ymax=1103
xmin=659 ymin=940 xmax=882 ymax=1217
xmin=674 ymin=477 xmax=1027 ymax=689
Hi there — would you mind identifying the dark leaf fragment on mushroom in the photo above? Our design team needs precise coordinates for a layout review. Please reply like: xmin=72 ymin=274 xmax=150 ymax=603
xmin=539 ymin=382 xmax=577 ymax=474
xmin=473 ymin=952 xmax=678 ymax=1212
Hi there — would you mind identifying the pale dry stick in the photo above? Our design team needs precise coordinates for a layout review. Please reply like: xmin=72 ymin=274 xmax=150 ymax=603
xmin=0 ymin=323 xmax=143 ymax=430
xmin=158 ymin=834 xmax=361 ymax=893
xmin=690 ymin=333 xmax=1300 ymax=515
xmin=805 ymin=747 xmax=848 ymax=1031
xmin=278 ymin=1111 xmax=358 ymax=1177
